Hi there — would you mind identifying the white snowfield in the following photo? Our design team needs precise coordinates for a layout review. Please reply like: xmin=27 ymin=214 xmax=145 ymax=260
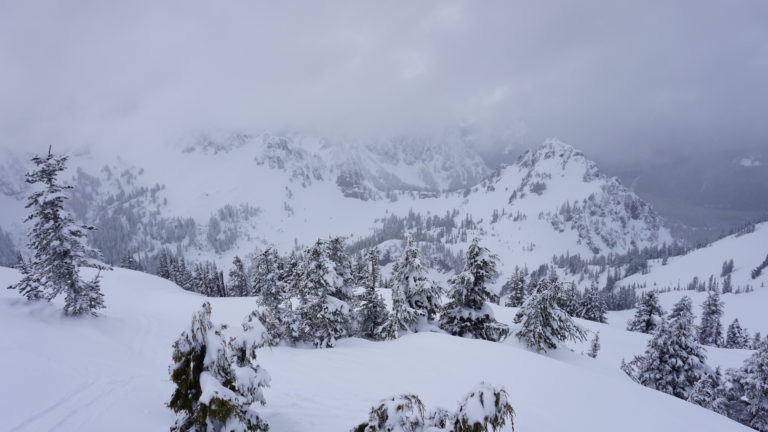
xmin=0 ymin=266 xmax=753 ymax=432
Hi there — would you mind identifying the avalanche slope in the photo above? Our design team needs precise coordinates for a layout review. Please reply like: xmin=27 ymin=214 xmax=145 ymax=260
xmin=0 ymin=265 xmax=751 ymax=432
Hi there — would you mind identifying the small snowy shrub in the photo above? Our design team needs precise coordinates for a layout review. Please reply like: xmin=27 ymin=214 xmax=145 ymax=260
xmin=352 ymin=383 xmax=515 ymax=432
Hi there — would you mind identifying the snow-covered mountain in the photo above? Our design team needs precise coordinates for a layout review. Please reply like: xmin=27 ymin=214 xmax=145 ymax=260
xmin=0 ymin=135 xmax=672 ymax=275
xmin=618 ymin=220 xmax=768 ymax=294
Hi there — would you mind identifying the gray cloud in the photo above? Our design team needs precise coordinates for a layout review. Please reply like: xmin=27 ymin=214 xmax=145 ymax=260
xmin=0 ymin=1 xmax=766 ymax=159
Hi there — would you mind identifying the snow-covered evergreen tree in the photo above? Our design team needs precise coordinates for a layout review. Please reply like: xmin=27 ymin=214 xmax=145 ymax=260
xmin=440 ymin=238 xmax=509 ymax=341
xmin=168 ymin=302 xmax=269 ymax=432
xmin=588 ymin=331 xmax=601 ymax=358
xmin=296 ymin=240 xmax=350 ymax=348
xmin=502 ymin=267 xmax=527 ymax=308
xmin=725 ymin=318 xmax=751 ymax=349
xmin=352 ymin=394 xmax=427 ymax=432
xmin=228 ymin=256 xmax=249 ymax=297
xmin=577 ymin=284 xmax=607 ymax=323
xmin=378 ymin=281 xmax=420 ymax=340
xmin=355 ymin=247 xmax=388 ymax=340
xmin=513 ymin=278 xmax=586 ymax=352
xmin=326 ymin=236 xmax=355 ymax=301
xmin=393 ymin=237 xmax=442 ymax=322
xmin=10 ymin=148 xmax=105 ymax=316
xmin=452 ymin=383 xmax=515 ymax=432
xmin=0 ymin=226 xmax=17 ymax=267
xmin=688 ymin=367 xmax=723 ymax=410
xmin=718 ymin=339 xmax=768 ymax=431
xmin=632 ymin=296 xmax=707 ymax=399
xmin=559 ymin=283 xmax=582 ymax=317
xmin=626 ymin=291 xmax=665 ymax=334
xmin=251 ymin=248 xmax=285 ymax=304
xmin=698 ymin=290 xmax=724 ymax=347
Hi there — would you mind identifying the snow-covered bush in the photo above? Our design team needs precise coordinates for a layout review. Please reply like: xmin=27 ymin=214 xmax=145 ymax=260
xmin=351 ymin=383 xmax=515 ymax=432
xmin=352 ymin=394 xmax=427 ymax=432
xmin=452 ymin=383 xmax=515 ymax=432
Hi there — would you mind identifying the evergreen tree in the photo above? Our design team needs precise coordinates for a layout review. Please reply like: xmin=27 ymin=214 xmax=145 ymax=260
xmin=355 ymin=247 xmax=388 ymax=340
xmin=326 ymin=236 xmax=355 ymax=301
xmin=688 ymin=367 xmax=723 ymax=410
xmin=718 ymin=340 xmax=768 ymax=431
xmin=251 ymin=248 xmax=284 ymax=301
xmin=723 ymin=273 xmax=733 ymax=294
xmin=296 ymin=240 xmax=350 ymax=348
xmin=588 ymin=331 xmax=601 ymax=358
xmin=378 ymin=280 xmax=420 ymax=340
xmin=513 ymin=278 xmax=586 ymax=352
xmin=721 ymin=259 xmax=735 ymax=277
xmin=559 ymin=283 xmax=582 ymax=317
xmin=577 ymin=284 xmax=607 ymax=323
xmin=502 ymin=267 xmax=527 ymax=308
xmin=698 ymin=290 xmax=724 ymax=347
xmin=626 ymin=291 xmax=665 ymax=334
xmin=0 ymin=226 xmax=18 ymax=267
xmin=632 ymin=296 xmax=707 ymax=399
xmin=228 ymin=256 xmax=249 ymax=297
xmin=10 ymin=148 xmax=105 ymax=316
xmin=120 ymin=254 xmax=143 ymax=271
xmin=168 ymin=302 xmax=269 ymax=432
xmin=392 ymin=237 xmax=442 ymax=322
xmin=725 ymin=318 xmax=751 ymax=349
xmin=440 ymin=238 xmax=509 ymax=341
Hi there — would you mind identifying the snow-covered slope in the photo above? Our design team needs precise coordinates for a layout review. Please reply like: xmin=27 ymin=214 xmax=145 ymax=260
xmin=0 ymin=266 xmax=751 ymax=432
xmin=0 ymin=136 xmax=671 ymax=275
xmin=618 ymin=221 xmax=768 ymax=293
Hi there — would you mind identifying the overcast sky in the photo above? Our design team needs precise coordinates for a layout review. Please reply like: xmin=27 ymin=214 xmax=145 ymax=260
xmin=1 ymin=1 xmax=766 ymax=160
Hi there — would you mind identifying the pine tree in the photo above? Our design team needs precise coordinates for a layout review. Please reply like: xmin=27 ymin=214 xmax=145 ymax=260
xmin=698 ymin=290 xmax=724 ymax=347
xmin=718 ymin=339 xmax=768 ymax=431
xmin=633 ymin=296 xmax=707 ymax=399
xmin=725 ymin=318 xmax=751 ymax=349
xmin=513 ymin=278 xmax=586 ymax=352
xmin=559 ymin=283 xmax=582 ymax=317
xmin=226 ymin=256 xmax=247 ymax=297
xmin=578 ymin=284 xmax=607 ymax=323
xmin=168 ymin=302 xmax=269 ymax=432
xmin=378 ymin=280 xmax=420 ymax=340
xmin=626 ymin=291 xmax=665 ymax=334
xmin=355 ymin=247 xmax=389 ymax=340
xmin=392 ymin=237 xmax=442 ymax=322
xmin=502 ymin=267 xmax=527 ymax=308
xmin=296 ymin=240 xmax=350 ymax=348
xmin=723 ymin=273 xmax=733 ymax=294
xmin=120 ymin=254 xmax=142 ymax=271
xmin=10 ymin=148 xmax=105 ymax=316
xmin=326 ymin=236 xmax=355 ymax=301
xmin=588 ymin=331 xmax=601 ymax=358
xmin=688 ymin=367 xmax=723 ymax=410
xmin=440 ymin=238 xmax=509 ymax=341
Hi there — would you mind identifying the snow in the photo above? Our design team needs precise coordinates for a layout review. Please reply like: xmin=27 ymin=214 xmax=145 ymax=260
xmin=0 ymin=265 xmax=753 ymax=431
xmin=617 ymin=222 xmax=768 ymax=335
